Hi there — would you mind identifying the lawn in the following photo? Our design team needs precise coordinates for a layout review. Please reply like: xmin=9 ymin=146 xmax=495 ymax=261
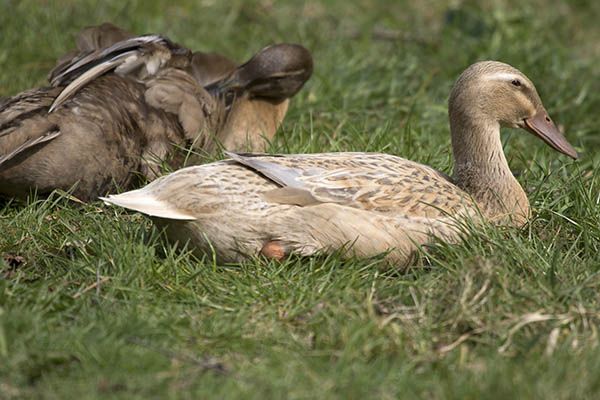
xmin=1 ymin=0 xmax=600 ymax=398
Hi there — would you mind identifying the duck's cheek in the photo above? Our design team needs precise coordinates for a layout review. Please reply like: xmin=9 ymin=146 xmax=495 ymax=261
xmin=509 ymin=121 xmax=523 ymax=129
xmin=497 ymin=118 xmax=520 ymax=129
xmin=502 ymin=114 xmax=530 ymax=129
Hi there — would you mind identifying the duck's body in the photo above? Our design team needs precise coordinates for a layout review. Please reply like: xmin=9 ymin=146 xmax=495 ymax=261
xmin=0 ymin=23 xmax=313 ymax=200
xmin=105 ymin=152 xmax=477 ymax=264
xmin=103 ymin=61 xmax=578 ymax=266
xmin=0 ymin=74 xmax=189 ymax=199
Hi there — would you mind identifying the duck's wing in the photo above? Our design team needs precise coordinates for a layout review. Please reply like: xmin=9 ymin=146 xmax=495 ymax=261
xmin=1 ymin=88 xmax=57 ymax=123
xmin=0 ymin=88 xmax=62 ymax=168
xmin=0 ymin=127 xmax=60 ymax=168
xmin=48 ymin=34 xmax=191 ymax=113
xmin=225 ymin=151 xmax=470 ymax=217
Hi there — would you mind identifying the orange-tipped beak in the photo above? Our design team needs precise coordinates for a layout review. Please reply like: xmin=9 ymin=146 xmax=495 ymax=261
xmin=522 ymin=110 xmax=578 ymax=159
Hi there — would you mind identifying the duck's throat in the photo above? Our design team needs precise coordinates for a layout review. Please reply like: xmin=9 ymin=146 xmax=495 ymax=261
xmin=451 ymin=118 xmax=529 ymax=224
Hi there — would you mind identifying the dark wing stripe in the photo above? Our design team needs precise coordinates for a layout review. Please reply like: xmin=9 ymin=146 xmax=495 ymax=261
xmin=47 ymin=35 xmax=174 ymax=113
xmin=224 ymin=151 xmax=303 ymax=188
xmin=50 ymin=35 xmax=166 ymax=87
xmin=0 ymin=88 xmax=59 ymax=131
xmin=48 ymin=52 xmax=136 ymax=113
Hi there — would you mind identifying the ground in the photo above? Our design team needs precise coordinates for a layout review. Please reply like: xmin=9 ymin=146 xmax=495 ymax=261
xmin=1 ymin=0 xmax=600 ymax=398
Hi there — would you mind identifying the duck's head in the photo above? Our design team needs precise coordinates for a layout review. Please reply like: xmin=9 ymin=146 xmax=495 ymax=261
xmin=449 ymin=61 xmax=578 ymax=159
xmin=207 ymin=43 xmax=313 ymax=101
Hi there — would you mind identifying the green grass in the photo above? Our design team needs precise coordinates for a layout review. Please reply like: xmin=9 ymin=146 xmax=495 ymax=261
xmin=2 ymin=0 xmax=600 ymax=398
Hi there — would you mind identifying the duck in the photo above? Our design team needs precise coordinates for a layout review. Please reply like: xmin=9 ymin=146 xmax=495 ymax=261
xmin=101 ymin=61 xmax=578 ymax=267
xmin=0 ymin=23 xmax=313 ymax=201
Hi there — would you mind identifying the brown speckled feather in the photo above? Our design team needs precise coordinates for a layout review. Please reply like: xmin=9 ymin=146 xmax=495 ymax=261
xmin=0 ymin=75 xmax=183 ymax=199
xmin=226 ymin=152 xmax=474 ymax=217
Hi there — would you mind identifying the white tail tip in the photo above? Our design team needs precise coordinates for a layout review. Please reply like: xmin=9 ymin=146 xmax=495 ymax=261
xmin=100 ymin=191 xmax=196 ymax=221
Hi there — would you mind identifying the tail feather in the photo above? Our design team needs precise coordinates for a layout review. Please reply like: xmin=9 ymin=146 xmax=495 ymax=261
xmin=100 ymin=190 xmax=196 ymax=220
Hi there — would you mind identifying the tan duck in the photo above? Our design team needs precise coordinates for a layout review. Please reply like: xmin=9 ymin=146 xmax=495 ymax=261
xmin=0 ymin=23 xmax=313 ymax=201
xmin=102 ymin=61 xmax=578 ymax=267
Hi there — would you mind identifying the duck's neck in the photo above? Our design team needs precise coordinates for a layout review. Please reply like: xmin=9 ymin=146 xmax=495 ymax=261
xmin=450 ymin=115 xmax=529 ymax=225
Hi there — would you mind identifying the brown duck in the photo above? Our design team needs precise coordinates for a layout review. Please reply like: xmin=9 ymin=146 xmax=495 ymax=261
xmin=0 ymin=23 xmax=313 ymax=200
xmin=102 ymin=61 xmax=578 ymax=267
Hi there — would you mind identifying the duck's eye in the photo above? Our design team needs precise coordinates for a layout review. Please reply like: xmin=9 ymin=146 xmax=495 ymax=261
xmin=511 ymin=79 xmax=522 ymax=87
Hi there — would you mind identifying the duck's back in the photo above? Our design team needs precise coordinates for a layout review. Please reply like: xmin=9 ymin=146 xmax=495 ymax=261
xmin=227 ymin=152 xmax=475 ymax=218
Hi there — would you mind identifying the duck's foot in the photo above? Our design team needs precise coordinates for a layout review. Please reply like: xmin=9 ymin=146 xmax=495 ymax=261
xmin=260 ymin=240 xmax=287 ymax=261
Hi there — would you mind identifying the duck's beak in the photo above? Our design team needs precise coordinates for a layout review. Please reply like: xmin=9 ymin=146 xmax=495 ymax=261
xmin=522 ymin=109 xmax=578 ymax=159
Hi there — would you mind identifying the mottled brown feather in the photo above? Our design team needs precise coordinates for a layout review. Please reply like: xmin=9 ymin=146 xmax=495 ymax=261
xmin=0 ymin=24 xmax=313 ymax=200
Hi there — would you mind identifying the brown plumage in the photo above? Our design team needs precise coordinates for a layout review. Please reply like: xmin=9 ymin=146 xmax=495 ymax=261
xmin=102 ymin=61 xmax=578 ymax=267
xmin=0 ymin=23 xmax=313 ymax=200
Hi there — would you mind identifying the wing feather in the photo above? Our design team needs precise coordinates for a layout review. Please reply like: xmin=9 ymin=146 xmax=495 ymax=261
xmin=224 ymin=151 xmax=306 ymax=187
xmin=48 ymin=53 xmax=135 ymax=112
xmin=50 ymin=35 xmax=168 ymax=86
xmin=48 ymin=35 xmax=177 ymax=113
xmin=224 ymin=152 xmax=472 ymax=217
xmin=0 ymin=129 xmax=61 ymax=167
